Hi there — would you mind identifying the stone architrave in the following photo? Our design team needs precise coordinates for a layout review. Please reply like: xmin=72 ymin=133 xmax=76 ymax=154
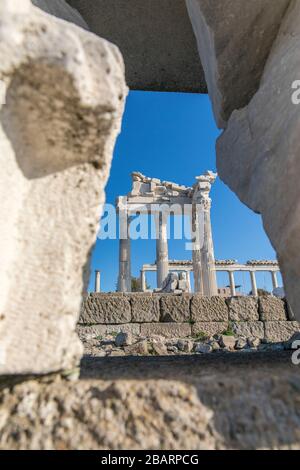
xmin=0 ymin=1 xmax=127 ymax=374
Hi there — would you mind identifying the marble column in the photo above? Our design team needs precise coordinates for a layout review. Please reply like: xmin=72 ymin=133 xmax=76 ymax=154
xmin=186 ymin=271 xmax=192 ymax=293
xmin=250 ymin=271 xmax=258 ymax=296
xmin=118 ymin=215 xmax=131 ymax=292
xmin=191 ymin=203 xmax=203 ymax=294
xmin=200 ymin=203 xmax=218 ymax=296
xmin=271 ymin=271 xmax=279 ymax=290
xmin=156 ymin=212 xmax=169 ymax=288
xmin=94 ymin=270 xmax=101 ymax=293
xmin=228 ymin=271 xmax=236 ymax=297
xmin=140 ymin=270 xmax=146 ymax=292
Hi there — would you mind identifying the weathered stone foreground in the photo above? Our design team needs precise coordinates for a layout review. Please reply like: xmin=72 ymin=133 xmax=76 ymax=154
xmin=0 ymin=1 xmax=127 ymax=374
xmin=186 ymin=0 xmax=300 ymax=322
xmin=0 ymin=353 xmax=300 ymax=450
xmin=78 ymin=294 xmax=300 ymax=344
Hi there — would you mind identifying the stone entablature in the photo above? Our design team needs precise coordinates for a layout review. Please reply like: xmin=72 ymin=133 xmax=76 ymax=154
xmin=79 ymin=293 xmax=299 ymax=343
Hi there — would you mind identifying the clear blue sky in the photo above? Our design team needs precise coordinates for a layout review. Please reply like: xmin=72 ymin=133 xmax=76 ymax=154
xmin=88 ymin=91 xmax=280 ymax=294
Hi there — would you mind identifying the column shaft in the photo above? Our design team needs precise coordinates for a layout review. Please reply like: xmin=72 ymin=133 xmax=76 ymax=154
xmin=140 ymin=270 xmax=146 ymax=292
xmin=95 ymin=270 xmax=101 ymax=293
xmin=250 ymin=271 xmax=258 ymax=296
xmin=228 ymin=271 xmax=236 ymax=296
xmin=118 ymin=216 xmax=131 ymax=292
xmin=191 ymin=203 xmax=203 ymax=294
xmin=271 ymin=271 xmax=279 ymax=290
xmin=201 ymin=206 xmax=218 ymax=296
xmin=156 ymin=212 xmax=169 ymax=288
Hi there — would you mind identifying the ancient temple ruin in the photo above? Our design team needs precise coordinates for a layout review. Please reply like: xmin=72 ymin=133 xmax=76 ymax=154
xmin=116 ymin=171 xmax=217 ymax=295
xmin=141 ymin=259 xmax=281 ymax=296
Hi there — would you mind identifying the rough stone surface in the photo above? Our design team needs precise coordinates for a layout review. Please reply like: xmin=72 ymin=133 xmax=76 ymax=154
xmin=80 ymin=295 xmax=131 ymax=325
xmin=141 ymin=323 xmax=192 ymax=339
xmin=232 ymin=322 xmax=265 ymax=340
xmin=160 ymin=295 xmax=191 ymax=323
xmin=219 ymin=335 xmax=236 ymax=350
xmin=186 ymin=0 xmax=291 ymax=127
xmin=259 ymin=297 xmax=287 ymax=322
xmin=265 ymin=322 xmax=300 ymax=343
xmin=67 ymin=0 xmax=206 ymax=93
xmin=216 ymin=1 xmax=300 ymax=321
xmin=227 ymin=297 xmax=259 ymax=322
xmin=32 ymin=0 xmax=89 ymax=29
xmin=1 ymin=353 xmax=300 ymax=449
xmin=0 ymin=2 xmax=127 ymax=374
xmin=191 ymin=296 xmax=228 ymax=322
xmin=131 ymin=295 xmax=160 ymax=323
xmin=192 ymin=322 xmax=228 ymax=338
xmin=124 ymin=340 xmax=149 ymax=356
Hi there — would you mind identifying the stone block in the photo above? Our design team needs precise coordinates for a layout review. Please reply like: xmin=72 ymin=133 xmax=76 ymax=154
xmin=265 ymin=322 xmax=300 ymax=343
xmin=259 ymin=297 xmax=287 ymax=322
xmin=160 ymin=295 xmax=191 ymax=323
xmin=141 ymin=323 xmax=191 ymax=339
xmin=227 ymin=296 xmax=259 ymax=322
xmin=0 ymin=2 xmax=127 ymax=374
xmin=191 ymin=296 xmax=228 ymax=322
xmin=186 ymin=0 xmax=290 ymax=127
xmin=76 ymin=324 xmax=141 ymax=342
xmin=231 ymin=322 xmax=264 ymax=340
xmin=216 ymin=1 xmax=300 ymax=322
xmin=192 ymin=322 xmax=228 ymax=338
xmin=131 ymin=294 xmax=160 ymax=323
xmin=79 ymin=294 xmax=131 ymax=324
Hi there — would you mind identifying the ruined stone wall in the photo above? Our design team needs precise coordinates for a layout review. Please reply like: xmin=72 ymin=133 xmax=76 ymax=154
xmin=78 ymin=293 xmax=300 ymax=343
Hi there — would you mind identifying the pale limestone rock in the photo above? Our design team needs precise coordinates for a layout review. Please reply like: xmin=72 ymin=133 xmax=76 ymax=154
xmin=0 ymin=2 xmax=127 ymax=374
xmin=186 ymin=0 xmax=290 ymax=127
xmin=219 ymin=335 xmax=236 ymax=350
xmin=31 ymin=0 xmax=88 ymax=30
xmin=217 ymin=1 xmax=300 ymax=321
xmin=265 ymin=321 xmax=300 ymax=343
